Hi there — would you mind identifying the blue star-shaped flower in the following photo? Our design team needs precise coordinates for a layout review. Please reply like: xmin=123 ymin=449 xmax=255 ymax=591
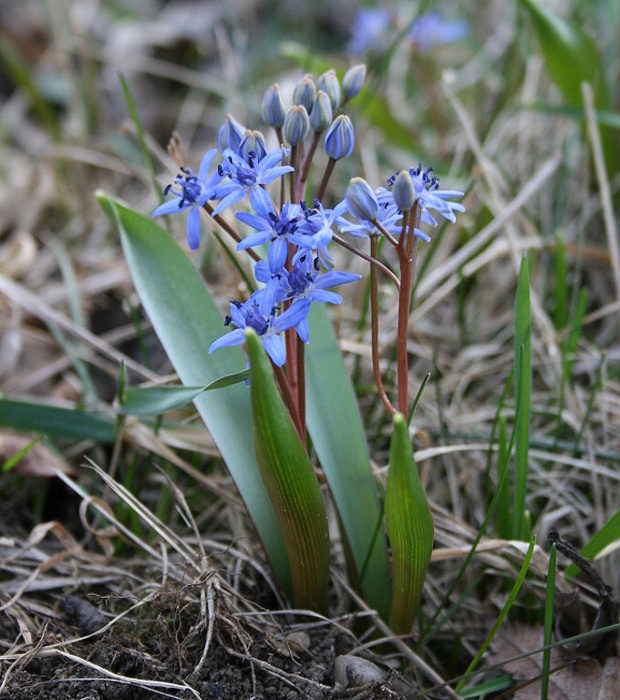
xmin=208 ymin=287 xmax=310 ymax=367
xmin=213 ymin=147 xmax=294 ymax=216
xmin=289 ymin=199 xmax=349 ymax=270
xmin=153 ymin=149 xmax=223 ymax=250
xmin=235 ymin=188 xmax=301 ymax=274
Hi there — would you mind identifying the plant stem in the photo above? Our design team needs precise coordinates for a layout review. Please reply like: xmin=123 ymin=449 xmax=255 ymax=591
xmin=296 ymin=334 xmax=306 ymax=444
xmin=370 ymin=234 xmax=397 ymax=416
xmin=316 ymin=158 xmax=336 ymax=202
xmin=395 ymin=205 xmax=419 ymax=416
xmin=332 ymin=233 xmax=400 ymax=289
xmin=300 ymin=132 xmax=322 ymax=187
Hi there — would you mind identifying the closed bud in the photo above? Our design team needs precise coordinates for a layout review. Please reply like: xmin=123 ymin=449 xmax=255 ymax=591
xmin=324 ymin=115 xmax=354 ymax=160
xmin=283 ymin=105 xmax=310 ymax=146
xmin=342 ymin=64 xmax=366 ymax=100
xmin=317 ymin=69 xmax=341 ymax=111
xmin=310 ymin=90 xmax=332 ymax=133
xmin=218 ymin=114 xmax=246 ymax=153
xmin=293 ymin=74 xmax=317 ymax=113
xmin=261 ymin=84 xmax=285 ymax=128
xmin=392 ymin=170 xmax=415 ymax=211
xmin=238 ymin=130 xmax=268 ymax=163
xmin=345 ymin=177 xmax=379 ymax=221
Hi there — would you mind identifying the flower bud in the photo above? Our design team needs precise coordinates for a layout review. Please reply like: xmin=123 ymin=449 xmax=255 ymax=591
xmin=342 ymin=64 xmax=366 ymax=100
xmin=345 ymin=177 xmax=379 ymax=221
xmin=261 ymin=83 xmax=285 ymax=128
xmin=218 ymin=114 xmax=246 ymax=153
xmin=309 ymin=90 xmax=332 ymax=133
xmin=238 ymin=130 xmax=267 ymax=163
xmin=324 ymin=115 xmax=354 ymax=160
xmin=392 ymin=170 xmax=415 ymax=211
xmin=293 ymin=73 xmax=316 ymax=113
xmin=317 ymin=69 xmax=341 ymax=111
xmin=283 ymin=105 xmax=310 ymax=146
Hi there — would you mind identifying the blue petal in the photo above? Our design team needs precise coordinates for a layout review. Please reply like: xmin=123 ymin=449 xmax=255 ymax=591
xmin=314 ymin=271 xmax=361 ymax=288
xmin=208 ymin=328 xmax=246 ymax=353
xmin=249 ymin=186 xmax=275 ymax=218
xmin=258 ymin=149 xmax=285 ymax=171
xmin=237 ymin=230 xmax=273 ymax=251
xmin=307 ymin=290 xmax=342 ymax=304
xmin=186 ymin=207 xmax=201 ymax=249
xmin=260 ymin=165 xmax=295 ymax=185
xmin=236 ymin=211 xmax=272 ymax=231
xmin=212 ymin=188 xmax=247 ymax=216
xmin=254 ymin=260 xmax=271 ymax=282
xmin=273 ymin=299 xmax=311 ymax=332
xmin=153 ymin=199 xmax=185 ymax=217
xmin=197 ymin=148 xmax=218 ymax=182
xmin=262 ymin=334 xmax=286 ymax=366
xmin=268 ymin=238 xmax=288 ymax=273
xmin=295 ymin=316 xmax=310 ymax=343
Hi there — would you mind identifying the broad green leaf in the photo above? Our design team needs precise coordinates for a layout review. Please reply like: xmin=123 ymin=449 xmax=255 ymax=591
xmin=0 ymin=398 xmax=116 ymax=443
xmin=520 ymin=0 xmax=608 ymax=108
xmin=119 ymin=370 xmax=249 ymax=416
xmin=384 ymin=413 xmax=434 ymax=634
xmin=305 ymin=305 xmax=391 ymax=621
xmin=513 ymin=254 xmax=531 ymax=540
xmin=247 ymin=329 xmax=330 ymax=610
xmin=97 ymin=193 xmax=291 ymax=594
xmin=519 ymin=0 xmax=618 ymax=176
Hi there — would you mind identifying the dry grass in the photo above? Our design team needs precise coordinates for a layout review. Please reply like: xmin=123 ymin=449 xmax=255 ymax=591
xmin=1 ymin=0 xmax=619 ymax=697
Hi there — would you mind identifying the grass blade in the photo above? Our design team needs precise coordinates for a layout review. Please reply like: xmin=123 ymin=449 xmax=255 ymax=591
xmin=455 ymin=538 xmax=536 ymax=694
xmin=513 ymin=254 xmax=532 ymax=539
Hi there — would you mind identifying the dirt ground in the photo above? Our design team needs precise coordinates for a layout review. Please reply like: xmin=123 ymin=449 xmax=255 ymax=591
xmin=0 ymin=586 xmax=417 ymax=700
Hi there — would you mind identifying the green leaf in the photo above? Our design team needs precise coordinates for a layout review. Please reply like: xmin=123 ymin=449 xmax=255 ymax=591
xmin=520 ymin=0 xmax=609 ymax=108
xmin=0 ymin=398 xmax=116 ymax=443
xmin=97 ymin=193 xmax=291 ymax=594
xmin=246 ymin=329 xmax=330 ymax=610
xmin=305 ymin=305 xmax=391 ymax=621
xmin=2 ymin=436 xmax=43 ymax=473
xmin=384 ymin=413 xmax=434 ymax=634
xmin=119 ymin=371 xmax=249 ymax=416
xmin=519 ymin=0 xmax=618 ymax=176
xmin=513 ymin=254 xmax=531 ymax=539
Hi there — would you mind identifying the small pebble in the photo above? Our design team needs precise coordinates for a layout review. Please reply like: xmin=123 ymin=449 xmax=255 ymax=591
xmin=334 ymin=654 xmax=385 ymax=689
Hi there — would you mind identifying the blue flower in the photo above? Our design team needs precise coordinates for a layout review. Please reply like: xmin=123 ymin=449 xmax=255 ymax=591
xmin=340 ymin=182 xmax=402 ymax=239
xmin=348 ymin=8 xmax=394 ymax=56
xmin=385 ymin=165 xmax=465 ymax=235
xmin=153 ymin=149 xmax=224 ymax=250
xmin=235 ymin=188 xmax=301 ymax=274
xmin=213 ymin=146 xmax=294 ymax=216
xmin=254 ymin=253 xmax=361 ymax=343
xmin=289 ymin=199 xmax=348 ymax=269
xmin=408 ymin=12 xmax=469 ymax=54
xmin=208 ymin=287 xmax=309 ymax=367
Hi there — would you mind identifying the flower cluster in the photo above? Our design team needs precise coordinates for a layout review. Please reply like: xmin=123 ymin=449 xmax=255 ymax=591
xmin=153 ymin=66 xmax=464 ymax=367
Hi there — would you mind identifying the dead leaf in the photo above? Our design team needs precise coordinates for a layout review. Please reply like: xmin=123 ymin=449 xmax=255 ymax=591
xmin=0 ymin=431 xmax=76 ymax=477
xmin=490 ymin=623 xmax=620 ymax=700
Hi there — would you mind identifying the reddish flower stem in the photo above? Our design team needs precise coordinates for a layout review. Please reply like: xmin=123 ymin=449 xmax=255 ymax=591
xmin=370 ymin=234 xmax=397 ymax=416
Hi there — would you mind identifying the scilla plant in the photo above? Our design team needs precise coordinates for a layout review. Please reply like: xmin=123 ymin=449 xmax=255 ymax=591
xmin=99 ymin=65 xmax=464 ymax=632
